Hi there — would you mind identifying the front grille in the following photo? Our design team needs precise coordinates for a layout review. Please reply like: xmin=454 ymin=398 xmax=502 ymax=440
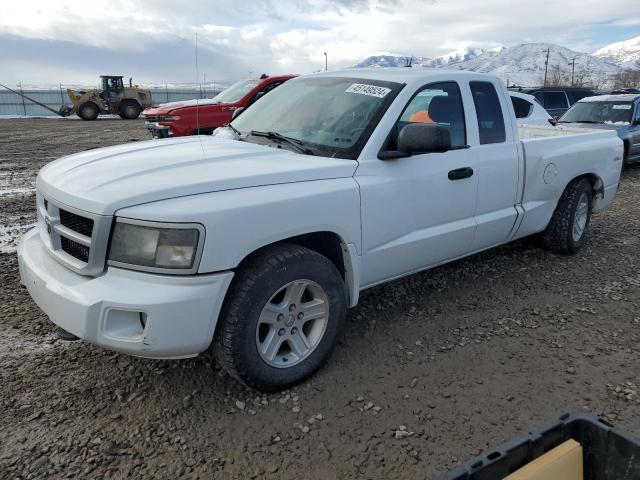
xmin=60 ymin=209 xmax=94 ymax=237
xmin=145 ymin=115 xmax=159 ymax=122
xmin=61 ymin=237 xmax=90 ymax=263
xmin=39 ymin=192 xmax=109 ymax=275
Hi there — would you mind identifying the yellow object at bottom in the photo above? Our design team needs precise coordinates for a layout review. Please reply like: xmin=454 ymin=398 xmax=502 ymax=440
xmin=503 ymin=439 xmax=583 ymax=480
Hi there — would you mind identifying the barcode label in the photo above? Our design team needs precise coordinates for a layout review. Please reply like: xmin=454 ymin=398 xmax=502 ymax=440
xmin=345 ymin=84 xmax=391 ymax=98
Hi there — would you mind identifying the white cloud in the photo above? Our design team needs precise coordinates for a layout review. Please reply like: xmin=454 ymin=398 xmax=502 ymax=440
xmin=0 ymin=0 xmax=639 ymax=84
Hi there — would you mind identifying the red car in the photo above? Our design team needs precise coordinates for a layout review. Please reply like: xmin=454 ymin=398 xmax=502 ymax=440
xmin=143 ymin=74 xmax=296 ymax=138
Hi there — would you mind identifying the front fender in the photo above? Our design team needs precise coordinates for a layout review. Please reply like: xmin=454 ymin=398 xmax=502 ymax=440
xmin=115 ymin=178 xmax=362 ymax=275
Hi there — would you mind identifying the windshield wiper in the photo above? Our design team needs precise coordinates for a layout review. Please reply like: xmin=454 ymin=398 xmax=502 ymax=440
xmin=225 ymin=123 xmax=243 ymax=138
xmin=559 ymin=120 xmax=602 ymax=124
xmin=248 ymin=130 xmax=314 ymax=155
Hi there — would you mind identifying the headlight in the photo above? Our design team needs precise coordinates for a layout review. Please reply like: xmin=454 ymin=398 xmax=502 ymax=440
xmin=158 ymin=115 xmax=179 ymax=122
xmin=108 ymin=219 xmax=203 ymax=273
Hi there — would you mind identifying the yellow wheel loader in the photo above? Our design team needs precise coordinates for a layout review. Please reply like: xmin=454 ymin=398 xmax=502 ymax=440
xmin=59 ymin=76 xmax=154 ymax=120
xmin=0 ymin=76 xmax=153 ymax=120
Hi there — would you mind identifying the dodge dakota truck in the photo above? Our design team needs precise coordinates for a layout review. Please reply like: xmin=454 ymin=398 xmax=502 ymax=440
xmin=18 ymin=69 xmax=623 ymax=392
xmin=143 ymin=74 xmax=296 ymax=138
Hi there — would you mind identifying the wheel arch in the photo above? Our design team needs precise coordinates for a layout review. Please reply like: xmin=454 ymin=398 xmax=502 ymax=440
xmin=120 ymin=98 xmax=142 ymax=108
xmin=565 ymin=172 xmax=604 ymax=201
xmin=233 ymin=231 xmax=360 ymax=307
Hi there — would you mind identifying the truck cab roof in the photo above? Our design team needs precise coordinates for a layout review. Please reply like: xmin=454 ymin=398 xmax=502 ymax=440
xmin=310 ymin=68 xmax=504 ymax=86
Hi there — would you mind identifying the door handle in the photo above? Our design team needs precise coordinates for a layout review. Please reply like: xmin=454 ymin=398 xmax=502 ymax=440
xmin=448 ymin=167 xmax=474 ymax=181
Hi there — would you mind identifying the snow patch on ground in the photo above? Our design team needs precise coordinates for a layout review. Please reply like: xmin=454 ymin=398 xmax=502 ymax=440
xmin=0 ymin=221 xmax=36 ymax=253
xmin=0 ymin=187 xmax=35 ymax=197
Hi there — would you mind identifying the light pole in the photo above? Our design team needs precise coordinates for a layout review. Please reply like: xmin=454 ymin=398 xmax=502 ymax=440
xmin=324 ymin=52 xmax=328 ymax=71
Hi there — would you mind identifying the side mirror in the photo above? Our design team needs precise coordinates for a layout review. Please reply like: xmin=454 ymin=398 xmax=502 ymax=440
xmin=231 ymin=107 xmax=245 ymax=120
xmin=398 ymin=123 xmax=452 ymax=155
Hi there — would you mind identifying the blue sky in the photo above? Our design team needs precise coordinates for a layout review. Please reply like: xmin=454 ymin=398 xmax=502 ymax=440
xmin=0 ymin=0 xmax=638 ymax=87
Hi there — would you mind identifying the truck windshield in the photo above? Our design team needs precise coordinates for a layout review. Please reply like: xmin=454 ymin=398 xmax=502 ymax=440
xmin=214 ymin=79 xmax=259 ymax=104
xmin=559 ymin=101 xmax=634 ymax=124
xmin=229 ymin=76 xmax=402 ymax=159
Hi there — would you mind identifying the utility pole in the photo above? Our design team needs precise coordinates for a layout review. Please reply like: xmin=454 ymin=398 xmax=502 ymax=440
xmin=569 ymin=57 xmax=578 ymax=86
xmin=543 ymin=47 xmax=550 ymax=87
xmin=324 ymin=52 xmax=328 ymax=71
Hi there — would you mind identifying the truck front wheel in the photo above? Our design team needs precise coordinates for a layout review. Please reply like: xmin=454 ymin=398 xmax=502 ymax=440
xmin=542 ymin=178 xmax=593 ymax=254
xmin=119 ymin=101 xmax=141 ymax=120
xmin=215 ymin=244 xmax=346 ymax=392
xmin=78 ymin=102 xmax=99 ymax=121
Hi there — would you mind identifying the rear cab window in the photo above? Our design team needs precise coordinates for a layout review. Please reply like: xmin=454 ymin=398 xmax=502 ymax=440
xmin=538 ymin=91 xmax=569 ymax=110
xmin=248 ymin=80 xmax=285 ymax=105
xmin=570 ymin=91 xmax=594 ymax=103
xmin=511 ymin=96 xmax=533 ymax=119
xmin=470 ymin=81 xmax=506 ymax=144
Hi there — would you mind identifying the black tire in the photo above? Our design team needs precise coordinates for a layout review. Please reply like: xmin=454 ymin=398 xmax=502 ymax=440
xmin=215 ymin=243 xmax=347 ymax=392
xmin=77 ymin=102 xmax=99 ymax=121
xmin=542 ymin=178 xmax=593 ymax=254
xmin=119 ymin=101 xmax=141 ymax=120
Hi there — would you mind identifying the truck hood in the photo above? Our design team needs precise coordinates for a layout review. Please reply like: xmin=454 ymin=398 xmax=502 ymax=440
xmin=37 ymin=136 xmax=357 ymax=215
xmin=145 ymin=99 xmax=225 ymax=115
xmin=558 ymin=122 xmax=631 ymax=133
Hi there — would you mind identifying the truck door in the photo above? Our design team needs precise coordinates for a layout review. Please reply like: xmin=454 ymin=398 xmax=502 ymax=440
xmin=357 ymin=81 xmax=478 ymax=287
xmin=467 ymin=80 xmax=520 ymax=250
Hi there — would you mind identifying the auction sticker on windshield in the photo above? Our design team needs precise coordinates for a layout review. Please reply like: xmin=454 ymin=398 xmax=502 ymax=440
xmin=346 ymin=84 xmax=391 ymax=98
xmin=612 ymin=105 xmax=632 ymax=109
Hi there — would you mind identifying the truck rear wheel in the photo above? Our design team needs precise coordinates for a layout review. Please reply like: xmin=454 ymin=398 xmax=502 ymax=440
xmin=542 ymin=178 xmax=593 ymax=254
xmin=78 ymin=102 xmax=99 ymax=121
xmin=119 ymin=101 xmax=141 ymax=120
xmin=215 ymin=244 xmax=346 ymax=392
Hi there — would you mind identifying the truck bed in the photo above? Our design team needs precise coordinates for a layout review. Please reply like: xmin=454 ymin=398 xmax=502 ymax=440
xmin=518 ymin=124 xmax=605 ymax=139
xmin=514 ymin=124 xmax=622 ymax=239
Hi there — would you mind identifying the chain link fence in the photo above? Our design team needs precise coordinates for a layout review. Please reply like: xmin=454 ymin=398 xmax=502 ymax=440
xmin=0 ymin=83 xmax=223 ymax=117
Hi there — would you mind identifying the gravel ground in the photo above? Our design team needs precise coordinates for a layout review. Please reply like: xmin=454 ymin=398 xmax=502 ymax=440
xmin=1 ymin=118 xmax=640 ymax=479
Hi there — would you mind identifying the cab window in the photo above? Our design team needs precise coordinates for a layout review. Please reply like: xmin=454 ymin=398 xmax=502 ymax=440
xmin=511 ymin=96 xmax=533 ymax=119
xmin=248 ymin=81 xmax=284 ymax=105
xmin=470 ymin=81 xmax=506 ymax=144
xmin=395 ymin=81 xmax=467 ymax=148
xmin=538 ymin=91 xmax=568 ymax=110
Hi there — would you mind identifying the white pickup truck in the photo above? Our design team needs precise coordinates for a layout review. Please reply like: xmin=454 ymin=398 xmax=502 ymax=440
xmin=18 ymin=69 xmax=623 ymax=391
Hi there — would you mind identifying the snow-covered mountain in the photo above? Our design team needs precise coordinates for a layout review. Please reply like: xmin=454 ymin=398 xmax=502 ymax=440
xmin=447 ymin=43 xmax=620 ymax=86
xmin=354 ymin=46 xmax=495 ymax=69
xmin=354 ymin=42 xmax=625 ymax=87
xmin=594 ymin=35 xmax=640 ymax=68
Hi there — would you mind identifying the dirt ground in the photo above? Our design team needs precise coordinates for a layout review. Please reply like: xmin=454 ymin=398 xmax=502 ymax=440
xmin=1 ymin=118 xmax=640 ymax=480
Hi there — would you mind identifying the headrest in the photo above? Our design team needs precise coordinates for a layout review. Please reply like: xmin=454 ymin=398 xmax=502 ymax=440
xmin=428 ymin=95 xmax=459 ymax=123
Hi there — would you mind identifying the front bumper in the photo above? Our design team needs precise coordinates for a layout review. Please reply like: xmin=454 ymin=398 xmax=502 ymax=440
xmin=145 ymin=121 xmax=172 ymax=139
xmin=17 ymin=228 xmax=234 ymax=359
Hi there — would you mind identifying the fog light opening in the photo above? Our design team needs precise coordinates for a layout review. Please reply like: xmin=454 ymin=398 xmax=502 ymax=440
xmin=139 ymin=312 xmax=147 ymax=331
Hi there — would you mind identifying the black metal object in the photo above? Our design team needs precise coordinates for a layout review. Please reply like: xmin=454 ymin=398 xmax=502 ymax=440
xmin=438 ymin=412 xmax=640 ymax=480
xmin=0 ymin=82 xmax=69 ymax=117
xmin=60 ymin=209 xmax=94 ymax=237
xmin=55 ymin=327 xmax=80 ymax=341
xmin=60 ymin=237 xmax=90 ymax=263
